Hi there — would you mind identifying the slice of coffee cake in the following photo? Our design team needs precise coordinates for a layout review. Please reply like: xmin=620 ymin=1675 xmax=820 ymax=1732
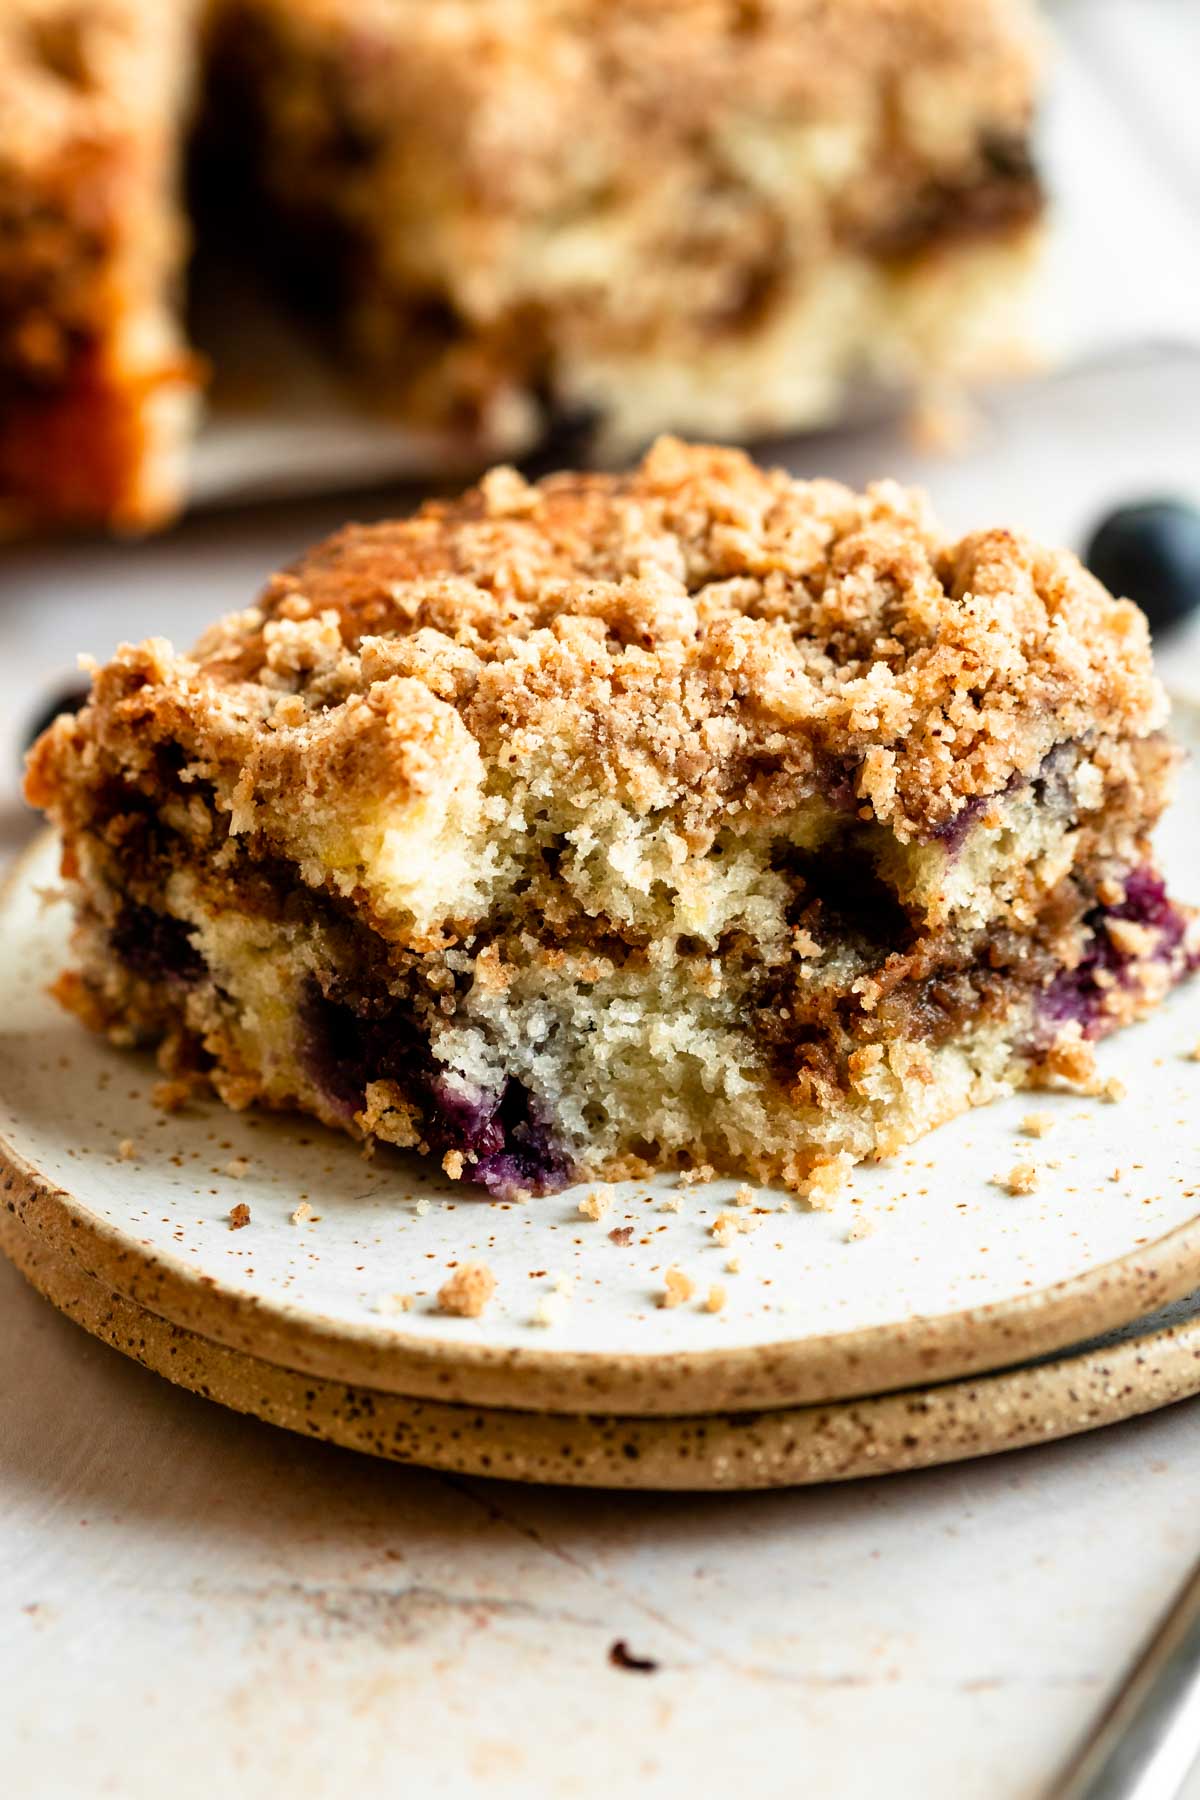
xmin=0 ymin=0 xmax=201 ymax=533
xmin=201 ymin=0 xmax=1045 ymax=460
xmin=26 ymin=441 xmax=1196 ymax=1199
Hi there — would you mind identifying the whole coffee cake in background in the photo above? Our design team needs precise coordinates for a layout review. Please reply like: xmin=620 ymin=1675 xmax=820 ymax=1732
xmin=2 ymin=0 xmax=1045 ymax=533
xmin=27 ymin=440 xmax=1198 ymax=1199
xmin=0 ymin=0 xmax=201 ymax=533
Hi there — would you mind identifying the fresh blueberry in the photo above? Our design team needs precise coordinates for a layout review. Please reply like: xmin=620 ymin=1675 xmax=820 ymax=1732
xmin=22 ymin=680 xmax=89 ymax=757
xmin=1083 ymin=499 xmax=1200 ymax=634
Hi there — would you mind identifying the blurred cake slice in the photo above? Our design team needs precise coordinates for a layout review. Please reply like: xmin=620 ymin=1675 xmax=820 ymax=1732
xmin=27 ymin=440 xmax=1197 ymax=1199
xmin=199 ymin=0 xmax=1046 ymax=461
xmin=0 ymin=0 xmax=201 ymax=534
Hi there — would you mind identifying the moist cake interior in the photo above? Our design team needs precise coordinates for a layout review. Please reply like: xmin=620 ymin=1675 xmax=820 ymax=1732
xmin=26 ymin=441 xmax=1198 ymax=1199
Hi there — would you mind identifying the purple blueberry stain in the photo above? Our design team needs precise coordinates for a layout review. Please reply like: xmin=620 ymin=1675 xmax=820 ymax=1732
xmin=1040 ymin=865 xmax=1195 ymax=1038
xmin=300 ymin=982 xmax=574 ymax=1197
xmin=110 ymin=903 xmax=204 ymax=986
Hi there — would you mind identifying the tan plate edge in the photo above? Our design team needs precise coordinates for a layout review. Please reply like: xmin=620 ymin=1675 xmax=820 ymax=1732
xmin=5 ymin=1209 xmax=1200 ymax=1491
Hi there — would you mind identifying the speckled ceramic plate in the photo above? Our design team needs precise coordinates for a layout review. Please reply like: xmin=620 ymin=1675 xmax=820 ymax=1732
xmin=7 ymin=731 xmax=1200 ymax=1424
xmin=4 ymin=1206 xmax=1200 ymax=1489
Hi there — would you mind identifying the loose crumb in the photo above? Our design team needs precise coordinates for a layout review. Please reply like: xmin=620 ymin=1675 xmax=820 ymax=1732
xmin=578 ymin=1186 xmax=613 ymax=1222
xmin=734 ymin=1183 xmax=756 ymax=1209
xmin=224 ymin=1157 xmax=250 ymax=1179
xmin=532 ymin=1289 xmax=570 ymax=1328
xmin=710 ymin=1210 xmax=760 ymax=1246
xmin=290 ymin=1201 xmax=317 ymax=1225
xmin=678 ymin=1164 xmax=715 ymax=1186
xmin=415 ymin=1197 xmax=432 ymax=1216
xmin=151 ymin=1078 xmax=193 ymax=1114
xmin=1101 ymin=1076 xmax=1126 ymax=1103
xmin=845 ymin=1216 xmax=876 ymax=1242
xmin=442 ymin=1149 xmax=466 ymax=1180
xmin=437 ymin=1261 xmax=496 ymax=1319
xmin=228 ymin=1203 xmax=251 ymax=1230
xmin=999 ymin=1163 xmax=1039 ymax=1196
xmin=661 ymin=1195 xmax=685 ymax=1214
xmin=804 ymin=1155 xmax=852 ymax=1209
xmin=1189 ymin=1042 xmax=1200 ymax=1062
xmin=1020 ymin=1112 xmax=1054 ymax=1139
xmin=725 ymin=1255 xmax=742 ymax=1274
xmin=659 ymin=1266 xmax=695 ymax=1309
xmin=608 ymin=1226 xmax=634 ymax=1246
xmin=375 ymin=1292 xmax=414 ymax=1316
xmin=704 ymin=1284 xmax=726 ymax=1314
xmin=116 ymin=1138 xmax=138 ymax=1162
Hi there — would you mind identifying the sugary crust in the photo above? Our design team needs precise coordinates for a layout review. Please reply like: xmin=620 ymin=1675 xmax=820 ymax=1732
xmin=30 ymin=440 xmax=1164 ymax=856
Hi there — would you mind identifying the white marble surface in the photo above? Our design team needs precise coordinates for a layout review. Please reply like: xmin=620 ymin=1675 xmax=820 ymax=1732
xmin=4 ymin=3 xmax=1200 ymax=1794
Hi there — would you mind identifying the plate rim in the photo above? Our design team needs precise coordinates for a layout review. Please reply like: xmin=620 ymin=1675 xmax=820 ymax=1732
xmin=5 ymin=1207 xmax=1200 ymax=1491
xmin=7 ymin=827 xmax=1200 ymax=1417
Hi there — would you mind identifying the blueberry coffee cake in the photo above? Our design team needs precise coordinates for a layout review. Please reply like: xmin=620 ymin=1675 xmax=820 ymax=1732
xmin=27 ymin=441 xmax=1195 ymax=1200
xmin=201 ymin=0 xmax=1045 ymax=461
xmin=4 ymin=0 xmax=1044 ymax=532
xmin=0 ymin=1 xmax=201 ymax=533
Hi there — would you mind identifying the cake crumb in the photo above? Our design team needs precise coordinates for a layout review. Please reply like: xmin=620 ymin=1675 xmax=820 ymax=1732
xmin=845 ymin=1215 xmax=876 ymax=1242
xmin=1020 ymin=1112 xmax=1054 ymax=1139
xmin=661 ymin=1195 xmax=685 ymax=1214
xmin=415 ymin=1198 xmax=432 ymax=1217
xmin=116 ymin=1138 xmax=138 ymax=1161
xmin=578 ymin=1186 xmax=613 ymax=1221
xmin=659 ymin=1266 xmax=695 ymax=1309
xmin=290 ymin=1201 xmax=317 ymax=1225
xmin=804 ymin=1155 xmax=852 ymax=1209
xmin=725 ymin=1255 xmax=742 ymax=1274
xmin=1000 ymin=1163 xmax=1039 ymax=1196
xmin=375 ymin=1292 xmax=414 ymax=1316
xmin=678 ymin=1164 xmax=715 ymax=1186
xmin=224 ymin=1157 xmax=250 ymax=1179
xmin=228 ymin=1202 xmax=251 ymax=1230
xmin=151 ymin=1077 xmax=193 ymax=1114
xmin=532 ymin=1289 xmax=570 ymax=1328
xmin=734 ymin=1183 xmax=756 ymax=1209
xmin=1189 ymin=1042 xmax=1200 ymax=1063
xmin=437 ymin=1261 xmax=496 ymax=1319
xmin=1101 ymin=1076 xmax=1126 ymax=1104
xmin=704 ymin=1284 xmax=727 ymax=1314
xmin=442 ymin=1149 xmax=466 ymax=1180
xmin=608 ymin=1225 xmax=634 ymax=1246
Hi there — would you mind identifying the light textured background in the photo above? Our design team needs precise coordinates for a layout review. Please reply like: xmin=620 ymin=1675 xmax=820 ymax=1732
xmin=2 ymin=4 xmax=1200 ymax=1794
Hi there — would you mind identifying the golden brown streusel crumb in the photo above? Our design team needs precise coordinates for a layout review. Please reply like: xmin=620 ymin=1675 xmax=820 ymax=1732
xmin=116 ymin=1137 xmax=138 ymax=1161
xmin=151 ymin=1077 xmax=193 ymax=1114
xmin=437 ymin=1261 xmax=496 ymax=1319
xmin=704 ymin=1284 xmax=727 ymax=1314
xmin=441 ymin=1149 xmax=466 ymax=1180
xmin=678 ymin=1165 xmax=716 ymax=1187
xmin=659 ymin=1266 xmax=696 ymax=1309
xmin=804 ymin=1155 xmax=853 ymax=1209
xmin=290 ymin=1201 xmax=316 ymax=1225
xmin=228 ymin=1202 xmax=251 ymax=1230
xmin=661 ymin=1195 xmax=685 ymax=1214
xmin=578 ymin=1186 xmax=613 ymax=1221
xmin=1020 ymin=1112 xmax=1054 ymax=1138
xmin=1000 ymin=1163 xmax=1039 ymax=1196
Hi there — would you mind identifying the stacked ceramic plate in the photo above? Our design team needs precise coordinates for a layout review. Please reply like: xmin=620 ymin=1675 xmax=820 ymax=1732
xmin=6 ymin=735 xmax=1200 ymax=1489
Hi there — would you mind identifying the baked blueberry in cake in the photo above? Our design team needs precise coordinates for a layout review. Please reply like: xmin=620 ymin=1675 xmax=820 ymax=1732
xmin=26 ymin=441 xmax=1197 ymax=1198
